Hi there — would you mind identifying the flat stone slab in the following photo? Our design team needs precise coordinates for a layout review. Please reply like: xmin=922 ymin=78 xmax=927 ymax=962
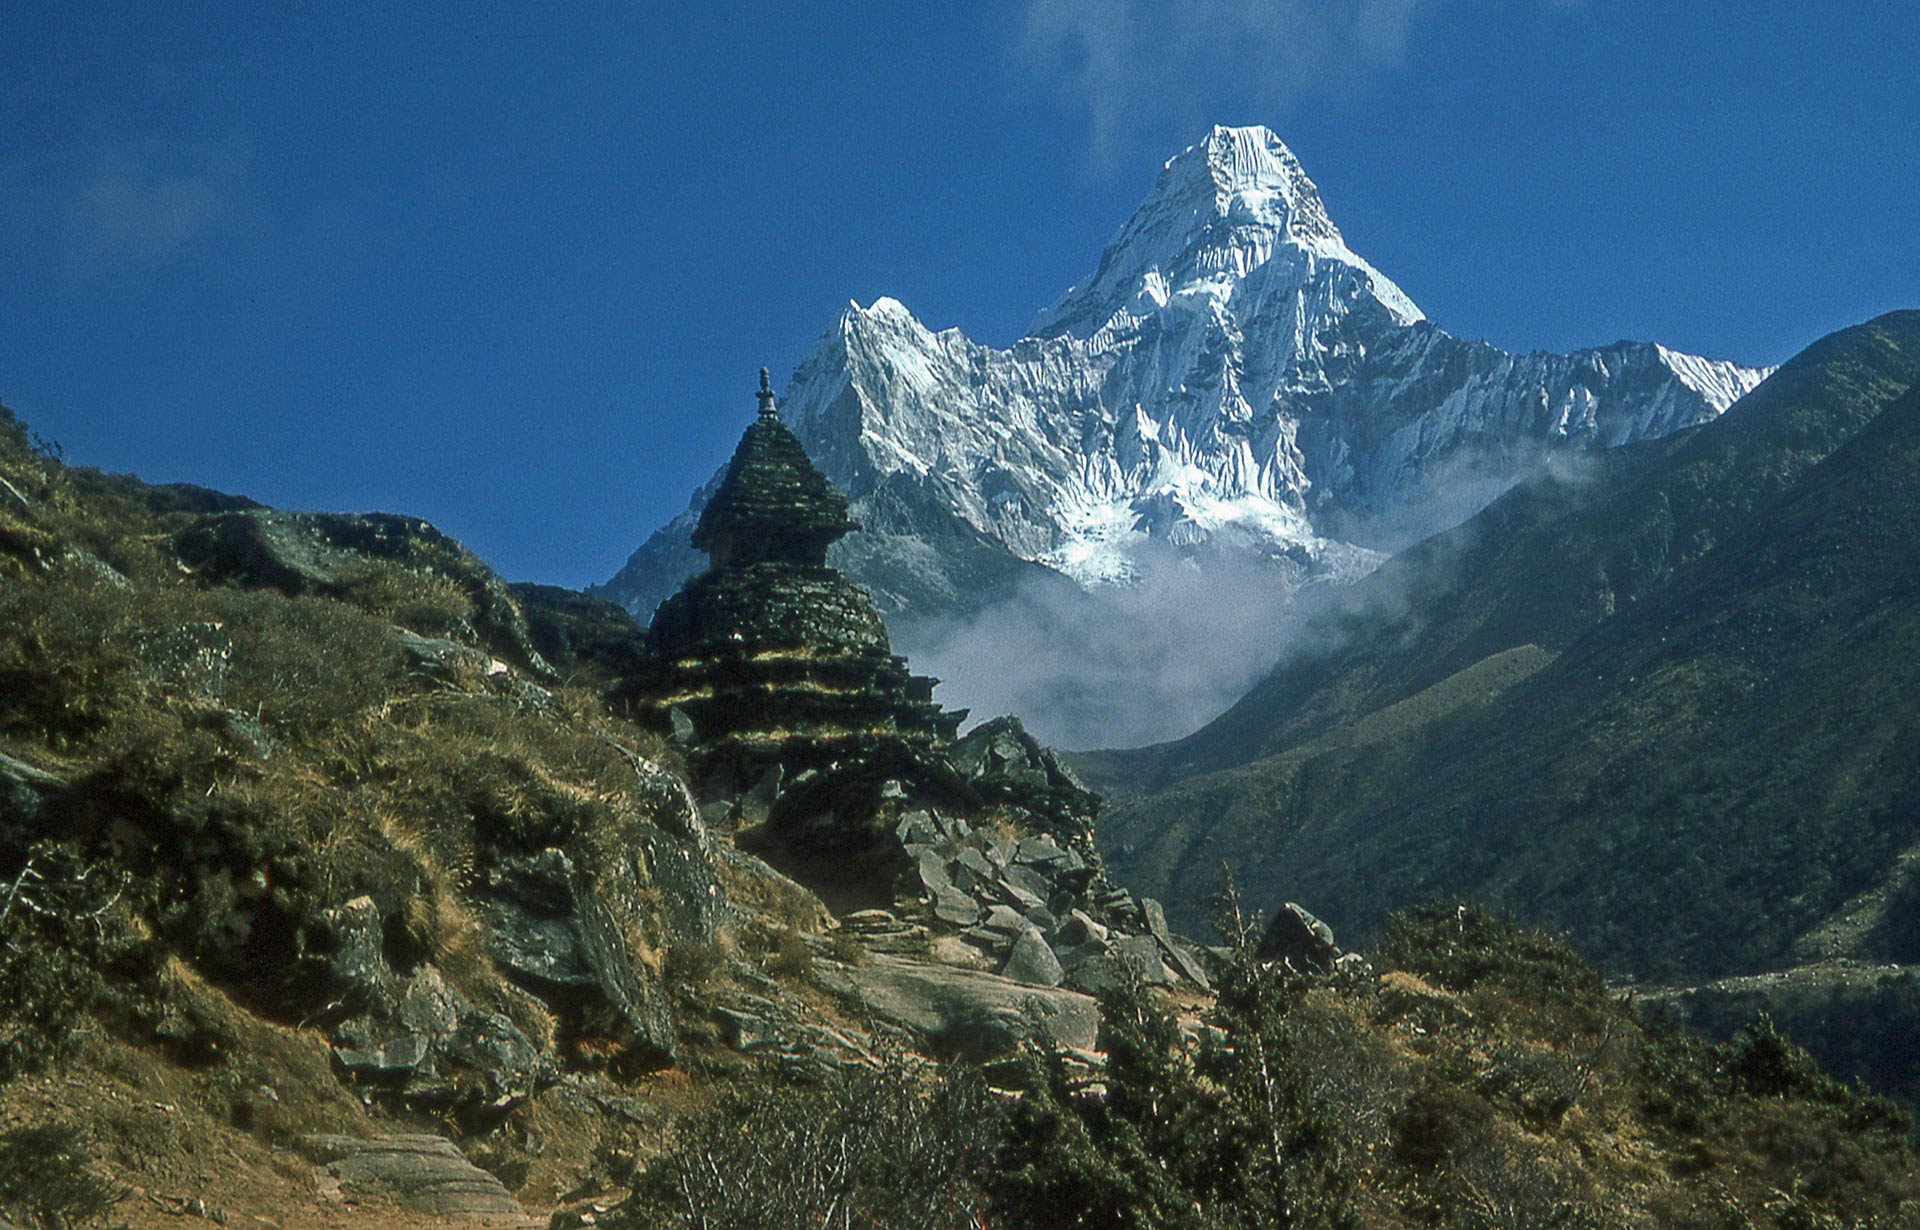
xmin=1015 ymin=836 xmax=1069 ymax=867
xmin=822 ymin=954 xmax=1098 ymax=1057
xmin=953 ymin=848 xmax=996 ymax=884
xmin=301 ymin=1134 xmax=524 ymax=1220
xmin=1161 ymin=935 xmax=1215 ymax=990
xmin=1002 ymin=863 xmax=1053 ymax=902
xmin=979 ymin=904 xmax=1028 ymax=934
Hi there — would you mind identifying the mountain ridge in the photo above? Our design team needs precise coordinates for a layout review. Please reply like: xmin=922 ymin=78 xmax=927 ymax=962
xmin=1087 ymin=309 xmax=1920 ymax=986
xmin=601 ymin=124 xmax=1769 ymax=746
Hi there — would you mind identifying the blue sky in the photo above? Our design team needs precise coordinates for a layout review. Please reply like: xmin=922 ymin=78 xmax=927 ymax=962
xmin=2 ymin=1 xmax=1915 ymax=587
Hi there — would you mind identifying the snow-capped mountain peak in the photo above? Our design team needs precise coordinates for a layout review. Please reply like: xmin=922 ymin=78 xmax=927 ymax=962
xmin=1030 ymin=125 xmax=1422 ymax=340
xmin=600 ymin=124 xmax=1772 ymax=746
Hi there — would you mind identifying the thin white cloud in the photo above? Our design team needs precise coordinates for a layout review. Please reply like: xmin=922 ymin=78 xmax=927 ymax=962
xmin=1014 ymin=0 xmax=1430 ymax=169
xmin=2 ymin=135 xmax=249 ymax=273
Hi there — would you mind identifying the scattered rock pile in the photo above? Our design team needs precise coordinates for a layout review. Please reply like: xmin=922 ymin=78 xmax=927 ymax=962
xmin=884 ymin=803 xmax=1212 ymax=995
xmin=324 ymin=895 xmax=549 ymax=1111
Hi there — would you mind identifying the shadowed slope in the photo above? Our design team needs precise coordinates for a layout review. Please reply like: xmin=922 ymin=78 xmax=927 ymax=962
xmin=1093 ymin=311 xmax=1920 ymax=981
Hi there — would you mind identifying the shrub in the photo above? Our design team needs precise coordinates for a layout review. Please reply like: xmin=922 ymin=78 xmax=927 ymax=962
xmin=662 ymin=941 xmax=726 ymax=996
xmin=761 ymin=928 xmax=814 ymax=980
xmin=619 ymin=1059 xmax=998 ymax=1230
xmin=0 ymin=841 xmax=149 ymax=1081
xmin=1721 ymin=1014 xmax=1911 ymax=1143
xmin=1375 ymin=902 xmax=1603 ymax=1004
xmin=0 ymin=1125 xmax=118 ymax=1229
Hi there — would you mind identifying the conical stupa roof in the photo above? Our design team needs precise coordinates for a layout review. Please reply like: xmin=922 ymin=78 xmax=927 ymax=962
xmin=691 ymin=370 xmax=858 ymax=567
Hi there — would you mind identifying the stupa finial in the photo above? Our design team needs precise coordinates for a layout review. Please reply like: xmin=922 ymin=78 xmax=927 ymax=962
xmin=757 ymin=366 xmax=777 ymax=417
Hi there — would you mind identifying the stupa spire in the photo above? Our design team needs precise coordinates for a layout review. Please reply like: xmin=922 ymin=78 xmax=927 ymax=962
xmin=757 ymin=366 xmax=777 ymax=417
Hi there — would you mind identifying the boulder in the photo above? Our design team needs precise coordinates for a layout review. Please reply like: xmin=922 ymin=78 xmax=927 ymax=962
xmin=931 ymin=884 xmax=983 ymax=927
xmin=1161 ymin=935 xmax=1216 ymax=990
xmin=1061 ymin=935 xmax=1177 ymax=997
xmin=318 ymin=896 xmax=393 ymax=1002
xmin=1257 ymin=902 xmax=1339 ymax=974
xmin=1141 ymin=898 xmax=1172 ymax=942
xmin=1062 ymin=953 xmax=1130 ymax=998
xmin=917 ymin=849 xmax=953 ymax=894
xmin=1014 ymin=835 xmax=1066 ymax=864
xmin=953 ymin=847 xmax=996 ymax=886
xmin=1002 ymin=863 xmax=1054 ymax=903
xmin=396 ymin=628 xmax=491 ymax=682
xmin=1058 ymin=908 xmax=1109 ymax=948
xmin=1023 ymin=906 xmax=1060 ymax=935
xmin=953 ymin=718 xmax=1051 ymax=793
xmin=626 ymin=752 xmax=712 ymax=849
xmin=895 ymin=810 xmax=941 ymax=845
xmin=1115 ymin=935 xmax=1176 ymax=986
xmin=1054 ymin=938 xmax=1110 ymax=971
xmin=734 ymin=762 xmax=784 ymax=827
xmin=1001 ymin=928 xmax=1065 ymax=988
xmin=990 ymin=877 xmax=1046 ymax=912
xmin=979 ymin=905 xmax=1029 ymax=935
xmin=636 ymin=824 xmax=725 ymax=941
xmin=1053 ymin=862 xmax=1099 ymax=896
xmin=332 ymin=1033 xmax=433 ymax=1081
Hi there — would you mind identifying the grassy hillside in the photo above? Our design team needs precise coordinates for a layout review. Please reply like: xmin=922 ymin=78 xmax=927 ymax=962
xmin=0 ymin=405 xmax=726 ymax=1220
xmin=1093 ymin=311 xmax=1920 ymax=983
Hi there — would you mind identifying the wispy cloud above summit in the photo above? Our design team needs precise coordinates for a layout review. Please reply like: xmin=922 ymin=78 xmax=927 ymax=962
xmin=2 ymin=135 xmax=249 ymax=274
xmin=1013 ymin=0 xmax=1428 ymax=170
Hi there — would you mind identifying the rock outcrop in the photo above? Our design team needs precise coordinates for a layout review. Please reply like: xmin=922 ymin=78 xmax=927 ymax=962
xmin=173 ymin=507 xmax=556 ymax=678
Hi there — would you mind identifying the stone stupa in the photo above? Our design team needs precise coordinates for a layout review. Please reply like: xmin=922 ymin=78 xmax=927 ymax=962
xmin=618 ymin=370 xmax=964 ymax=833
